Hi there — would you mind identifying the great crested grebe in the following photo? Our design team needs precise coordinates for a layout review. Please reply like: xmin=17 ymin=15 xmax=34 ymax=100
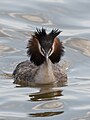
xmin=13 ymin=28 xmax=67 ymax=85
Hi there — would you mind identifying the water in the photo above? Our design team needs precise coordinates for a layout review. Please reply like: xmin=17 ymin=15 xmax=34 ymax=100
xmin=0 ymin=0 xmax=90 ymax=120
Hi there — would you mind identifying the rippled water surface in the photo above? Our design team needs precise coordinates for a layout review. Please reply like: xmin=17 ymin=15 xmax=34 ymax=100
xmin=0 ymin=0 xmax=90 ymax=120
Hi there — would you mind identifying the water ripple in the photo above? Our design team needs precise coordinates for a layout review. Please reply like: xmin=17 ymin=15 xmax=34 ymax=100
xmin=33 ymin=101 xmax=64 ymax=110
xmin=0 ymin=45 xmax=17 ymax=55
xmin=0 ymin=0 xmax=90 ymax=120
xmin=65 ymin=38 xmax=90 ymax=57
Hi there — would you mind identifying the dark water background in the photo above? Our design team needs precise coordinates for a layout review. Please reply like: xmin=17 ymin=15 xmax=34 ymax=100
xmin=0 ymin=0 xmax=90 ymax=120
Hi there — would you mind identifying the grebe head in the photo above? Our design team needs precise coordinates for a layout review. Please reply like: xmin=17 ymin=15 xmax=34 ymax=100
xmin=27 ymin=28 xmax=64 ymax=66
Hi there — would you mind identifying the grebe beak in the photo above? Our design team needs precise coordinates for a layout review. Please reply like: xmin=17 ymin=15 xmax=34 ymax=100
xmin=46 ymin=54 xmax=49 ymax=64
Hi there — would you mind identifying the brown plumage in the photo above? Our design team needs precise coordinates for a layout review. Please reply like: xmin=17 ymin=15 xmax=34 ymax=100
xmin=27 ymin=37 xmax=45 ymax=66
xmin=13 ymin=28 xmax=67 ymax=85
xmin=49 ymin=37 xmax=64 ymax=63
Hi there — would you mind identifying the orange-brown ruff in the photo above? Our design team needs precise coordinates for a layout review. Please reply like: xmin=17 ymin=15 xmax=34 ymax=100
xmin=13 ymin=28 xmax=67 ymax=85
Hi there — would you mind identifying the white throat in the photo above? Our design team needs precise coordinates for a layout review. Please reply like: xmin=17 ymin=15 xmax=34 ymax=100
xmin=34 ymin=59 xmax=55 ymax=84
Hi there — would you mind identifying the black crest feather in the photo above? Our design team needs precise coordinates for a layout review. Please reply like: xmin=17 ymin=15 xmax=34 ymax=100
xmin=49 ymin=29 xmax=62 ymax=38
xmin=35 ymin=28 xmax=46 ymax=40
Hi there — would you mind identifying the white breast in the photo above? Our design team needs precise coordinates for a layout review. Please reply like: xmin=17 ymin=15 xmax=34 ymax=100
xmin=34 ymin=59 xmax=56 ymax=84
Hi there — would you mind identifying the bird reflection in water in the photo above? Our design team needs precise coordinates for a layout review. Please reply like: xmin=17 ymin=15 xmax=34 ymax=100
xmin=29 ymin=85 xmax=63 ymax=101
xmin=15 ymin=80 xmax=66 ymax=101
xmin=29 ymin=111 xmax=64 ymax=117
xmin=15 ymin=81 xmax=67 ymax=118
xmin=28 ymin=85 xmax=65 ymax=117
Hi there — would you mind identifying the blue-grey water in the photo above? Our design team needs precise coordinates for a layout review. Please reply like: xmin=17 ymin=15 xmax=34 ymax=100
xmin=0 ymin=0 xmax=90 ymax=120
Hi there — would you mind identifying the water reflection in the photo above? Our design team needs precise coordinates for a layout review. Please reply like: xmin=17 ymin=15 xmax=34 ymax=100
xmin=0 ymin=44 xmax=17 ymax=55
xmin=65 ymin=38 xmax=90 ymax=57
xmin=29 ymin=87 xmax=63 ymax=101
xmin=0 ymin=11 xmax=53 ymax=31
xmin=28 ymin=86 xmax=64 ymax=117
xmin=29 ymin=111 xmax=64 ymax=117
xmin=13 ymin=75 xmax=65 ymax=117
xmin=15 ymin=81 xmax=64 ymax=101
xmin=14 ymin=79 xmax=65 ymax=118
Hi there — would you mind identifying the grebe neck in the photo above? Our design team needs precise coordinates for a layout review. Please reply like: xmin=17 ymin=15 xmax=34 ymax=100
xmin=34 ymin=60 xmax=55 ymax=84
